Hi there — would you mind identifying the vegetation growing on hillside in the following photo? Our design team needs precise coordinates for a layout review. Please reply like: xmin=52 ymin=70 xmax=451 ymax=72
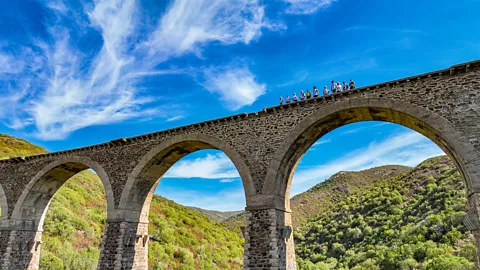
xmin=0 ymin=134 xmax=244 ymax=269
xmin=149 ymin=196 xmax=244 ymax=269
xmin=290 ymin=165 xmax=411 ymax=228
xmin=295 ymin=156 xmax=476 ymax=270
xmin=0 ymin=134 xmax=46 ymax=159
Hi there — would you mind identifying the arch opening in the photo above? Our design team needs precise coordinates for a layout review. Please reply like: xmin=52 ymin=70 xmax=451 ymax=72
xmin=266 ymin=104 xmax=479 ymax=269
xmin=120 ymin=134 xmax=251 ymax=269
xmin=267 ymin=106 xmax=475 ymax=203
xmin=119 ymin=134 xmax=254 ymax=223
xmin=11 ymin=157 xmax=113 ymax=269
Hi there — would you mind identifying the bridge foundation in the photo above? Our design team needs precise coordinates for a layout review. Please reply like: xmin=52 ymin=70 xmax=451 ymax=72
xmin=0 ymin=221 xmax=42 ymax=270
xmin=98 ymin=220 xmax=149 ymax=270
xmin=244 ymin=208 xmax=296 ymax=269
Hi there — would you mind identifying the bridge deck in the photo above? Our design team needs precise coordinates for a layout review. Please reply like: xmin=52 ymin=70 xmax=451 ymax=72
xmin=1 ymin=59 xmax=479 ymax=164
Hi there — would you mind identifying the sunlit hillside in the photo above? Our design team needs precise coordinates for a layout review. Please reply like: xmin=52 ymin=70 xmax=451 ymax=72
xmin=0 ymin=134 xmax=244 ymax=269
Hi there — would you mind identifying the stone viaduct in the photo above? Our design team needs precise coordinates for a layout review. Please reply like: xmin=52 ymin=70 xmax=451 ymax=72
xmin=0 ymin=60 xmax=479 ymax=269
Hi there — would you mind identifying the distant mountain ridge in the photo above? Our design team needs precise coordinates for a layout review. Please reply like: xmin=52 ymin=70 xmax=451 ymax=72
xmin=186 ymin=206 xmax=243 ymax=222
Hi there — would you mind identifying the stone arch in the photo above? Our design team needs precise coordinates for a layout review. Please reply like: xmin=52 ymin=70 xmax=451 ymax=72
xmin=263 ymin=97 xmax=480 ymax=210
xmin=119 ymin=133 xmax=255 ymax=223
xmin=0 ymin=184 xmax=7 ymax=222
xmin=11 ymin=156 xmax=115 ymax=228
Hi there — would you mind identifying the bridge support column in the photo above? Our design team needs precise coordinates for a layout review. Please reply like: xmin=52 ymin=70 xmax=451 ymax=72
xmin=98 ymin=220 xmax=149 ymax=270
xmin=0 ymin=221 xmax=42 ymax=270
xmin=467 ymin=192 xmax=480 ymax=268
xmin=244 ymin=208 xmax=296 ymax=269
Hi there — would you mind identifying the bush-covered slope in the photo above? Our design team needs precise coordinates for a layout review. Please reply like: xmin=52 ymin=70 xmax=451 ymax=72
xmin=290 ymin=165 xmax=411 ymax=228
xmin=149 ymin=196 xmax=244 ymax=269
xmin=223 ymin=165 xmax=410 ymax=230
xmin=295 ymin=156 xmax=476 ymax=270
xmin=0 ymin=134 xmax=244 ymax=269
xmin=0 ymin=134 xmax=46 ymax=159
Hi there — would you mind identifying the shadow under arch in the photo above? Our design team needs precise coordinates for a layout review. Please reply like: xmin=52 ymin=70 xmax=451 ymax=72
xmin=11 ymin=156 xmax=115 ymax=227
xmin=119 ymin=133 xmax=255 ymax=223
xmin=0 ymin=184 xmax=7 ymax=222
xmin=263 ymin=97 xmax=479 ymax=209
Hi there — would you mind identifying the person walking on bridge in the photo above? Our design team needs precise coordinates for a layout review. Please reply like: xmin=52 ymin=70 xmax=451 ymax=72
xmin=292 ymin=93 xmax=298 ymax=102
xmin=306 ymin=89 xmax=311 ymax=99
xmin=313 ymin=86 xmax=319 ymax=97
xmin=286 ymin=95 xmax=291 ymax=103
xmin=336 ymin=82 xmax=343 ymax=92
xmin=280 ymin=96 xmax=284 ymax=105
xmin=300 ymin=90 xmax=306 ymax=100
xmin=323 ymin=86 xmax=329 ymax=96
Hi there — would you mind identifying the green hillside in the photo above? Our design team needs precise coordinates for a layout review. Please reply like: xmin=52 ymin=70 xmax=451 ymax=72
xmin=295 ymin=156 xmax=476 ymax=270
xmin=0 ymin=134 xmax=46 ymax=159
xmin=290 ymin=165 xmax=411 ymax=228
xmin=0 ymin=134 xmax=244 ymax=269
xmin=223 ymin=165 xmax=410 ymax=230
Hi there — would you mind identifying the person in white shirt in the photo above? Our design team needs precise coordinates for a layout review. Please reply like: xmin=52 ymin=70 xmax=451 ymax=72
xmin=336 ymin=82 xmax=343 ymax=92
xmin=331 ymin=81 xmax=336 ymax=93
xmin=300 ymin=90 xmax=305 ymax=100
xmin=323 ymin=86 xmax=329 ymax=96
xmin=280 ymin=96 xmax=284 ymax=105
xmin=313 ymin=86 xmax=319 ymax=97
xmin=292 ymin=93 xmax=298 ymax=102
xmin=286 ymin=95 xmax=291 ymax=103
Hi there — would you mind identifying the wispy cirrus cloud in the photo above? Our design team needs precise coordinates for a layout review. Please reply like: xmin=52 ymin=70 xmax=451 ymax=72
xmin=202 ymin=63 xmax=267 ymax=110
xmin=284 ymin=0 xmax=335 ymax=15
xmin=291 ymin=131 xmax=444 ymax=196
xmin=342 ymin=25 xmax=424 ymax=34
xmin=164 ymin=153 xmax=240 ymax=179
xmin=146 ymin=0 xmax=282 ymax=58
xmin=0 ymin=0 xmax=280 ymax=140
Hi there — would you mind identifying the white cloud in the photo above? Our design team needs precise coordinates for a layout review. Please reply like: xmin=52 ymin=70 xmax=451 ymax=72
xmin=0 ymin=53 xmax=25 ymax=75
xmin=219 ymin=178 xmax=237 ymax=183
xmin=284 ymin=0 xmax=335 ymax=15
xmin=313 ymin=138 xmax=331 ymax=146
xmin=342 ymin=26 xmax=424 ymax=34
xmin=202 ymin=63 xmax=266 ymax=110
xmin=0 ymin=0 xmax=283 ymax=140
xmin=156 ymin=186 xmax=246 ymax=211
xmin=146 ymin=0 xmax=280 ymax=58
xmin=291 ymin=131 xmax=444 ymax=196
xmin=166 ymin=115 xmax=185 ymax=122
xmin=164 ymin=153 xmax=240 ymax=179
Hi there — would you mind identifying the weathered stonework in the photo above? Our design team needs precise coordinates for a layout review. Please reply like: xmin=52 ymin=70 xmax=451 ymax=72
xmin=0 ymin=60 xmax=479 ymax=269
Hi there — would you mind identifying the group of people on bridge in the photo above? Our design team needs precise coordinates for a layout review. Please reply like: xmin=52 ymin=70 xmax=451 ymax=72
xmin=279 ymin=79 xmax=356 ymax=105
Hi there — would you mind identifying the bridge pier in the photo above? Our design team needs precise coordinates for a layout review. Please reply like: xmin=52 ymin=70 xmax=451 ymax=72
xmin=467 ymin=192 xmax=480 ymax=268
xmin=0 ymin=220 xmax=42 ymax=270
xmin=244 ymin=207 xmax=296 ymax=269
xmin=98 ymin=220 xmax=149 ymax=270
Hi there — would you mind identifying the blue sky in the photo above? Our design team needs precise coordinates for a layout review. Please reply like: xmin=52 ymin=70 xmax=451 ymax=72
xmin=0 ymin=0 xmax=478 ymax=211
